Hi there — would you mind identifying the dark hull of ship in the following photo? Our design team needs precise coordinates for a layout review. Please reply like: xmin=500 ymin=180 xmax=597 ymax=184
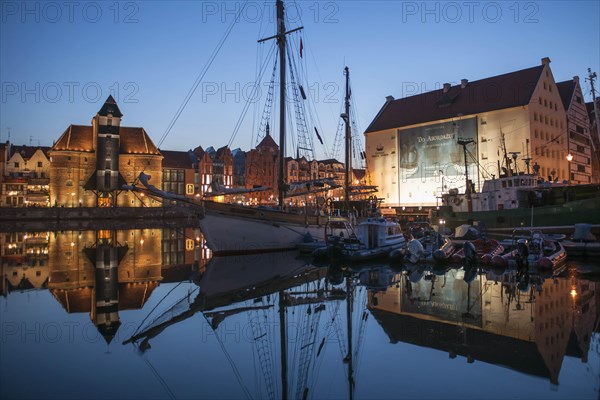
xmin=436 ymin=196 xmax=600 ymax=231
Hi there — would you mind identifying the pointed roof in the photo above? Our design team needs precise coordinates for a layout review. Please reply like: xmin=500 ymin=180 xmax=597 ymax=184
xmin=256 ymin=134 xmax=278 ymax=149
xmin=193 ymin=146 xmax=206 ymax=159
xmin=216 ymin=145 xmax=231 ymax=158
xmin=556 ymin=79 xmax=577 ymax=111
xmin=97 ymin=95 xmax=123 ymax=117
xmin=365 ymin=64 xmax=545 ymax=133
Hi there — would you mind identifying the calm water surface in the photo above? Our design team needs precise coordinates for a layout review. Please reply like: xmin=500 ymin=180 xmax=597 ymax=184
xmin=1 ymin=228 xmax=599 ymax=399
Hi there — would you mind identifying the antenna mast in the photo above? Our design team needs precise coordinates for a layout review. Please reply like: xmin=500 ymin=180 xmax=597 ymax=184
xmin=588 ymin=68 xmax=600 ymax=153
xmin=458 ymin=137 xmax=474 ymax=212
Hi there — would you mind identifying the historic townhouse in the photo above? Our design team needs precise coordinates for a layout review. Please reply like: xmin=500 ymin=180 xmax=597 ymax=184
xmin=246 ymin=133 xmax=279 ymax=204
xmin=1 ymin=144 xmax=51 ymax=207
xmin=365 ymin=58 xmax=578 ymax=207
xmin=557 ymin=77 xmax=594 ymax=184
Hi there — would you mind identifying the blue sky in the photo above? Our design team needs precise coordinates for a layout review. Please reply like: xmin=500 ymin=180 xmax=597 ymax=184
xmin=1 ymin=0 xmax=599 ymax=160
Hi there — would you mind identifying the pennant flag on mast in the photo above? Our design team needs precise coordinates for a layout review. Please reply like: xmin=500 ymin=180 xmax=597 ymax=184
xmin=314 ymin=127 xmax=323 ymax=145
xmin=300 ymin=38 xmax=304 ymax=58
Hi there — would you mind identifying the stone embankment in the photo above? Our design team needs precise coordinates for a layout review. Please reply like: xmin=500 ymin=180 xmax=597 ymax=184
xmin=0 ymin=206 xmax=203 ymax=232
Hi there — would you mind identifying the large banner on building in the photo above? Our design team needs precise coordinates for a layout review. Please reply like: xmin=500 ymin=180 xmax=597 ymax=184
xmin=398 ymin=117 xmax=477 ymax=205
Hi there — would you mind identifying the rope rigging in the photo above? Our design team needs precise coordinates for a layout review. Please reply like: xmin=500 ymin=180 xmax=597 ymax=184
xmin=157 ymin=0 xmax=249 ymax=149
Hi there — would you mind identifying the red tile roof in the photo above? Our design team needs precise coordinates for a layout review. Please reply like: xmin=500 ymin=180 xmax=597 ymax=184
xmin=51 ymin=125 xmax=161 ymax=155
xmin=365 ymin=65 xmax=544 ymax=133
xmin=161 ymin=149 xmax=192 ymax=169
xmin=256 ymin=134 xmax=278 ymax=149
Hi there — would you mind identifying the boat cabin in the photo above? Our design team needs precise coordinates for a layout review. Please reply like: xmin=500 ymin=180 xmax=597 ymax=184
xmin=356 ymin=218 xmax=404 ymax=249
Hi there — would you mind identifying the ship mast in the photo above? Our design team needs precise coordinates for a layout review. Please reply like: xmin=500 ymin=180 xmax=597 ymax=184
xmin=344 ymin=66 xmax=352 ymax=205
xmin=458 ymin=137 xmax=474 ymax=213
xmin=258 ymin=0 xmax=302 ymax=209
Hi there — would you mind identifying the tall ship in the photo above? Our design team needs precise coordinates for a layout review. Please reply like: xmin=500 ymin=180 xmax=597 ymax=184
xmin=200 ymin=1 xmax=374 ymax=255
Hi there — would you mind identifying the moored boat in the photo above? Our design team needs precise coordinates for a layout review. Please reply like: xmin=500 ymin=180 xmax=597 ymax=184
xmin=313 ymin=217 xmax=405 ymax=262
xmin=491 ymin=229 xmax=567 ymax=270
xmin=431 ymin=174 xmax=600 ymax=230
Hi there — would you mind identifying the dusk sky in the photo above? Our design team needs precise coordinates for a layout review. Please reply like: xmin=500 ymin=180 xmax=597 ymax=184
xmin=1 ymin=1 xmax=599 ymax=160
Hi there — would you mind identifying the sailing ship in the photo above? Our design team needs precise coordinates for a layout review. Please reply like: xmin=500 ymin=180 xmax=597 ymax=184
xmin=201 ymin=2 xmax=374 ymax=256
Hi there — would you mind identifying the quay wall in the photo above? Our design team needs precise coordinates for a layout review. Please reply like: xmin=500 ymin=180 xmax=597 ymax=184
xmin=0 ymin=207 xmax=202 ymax=232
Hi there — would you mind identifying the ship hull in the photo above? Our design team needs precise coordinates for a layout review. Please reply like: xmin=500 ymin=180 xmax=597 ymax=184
xmin=436 ymin=196 xmax=600 ymax=230
xmin=200 ymin=202 xmax=325 ymax=256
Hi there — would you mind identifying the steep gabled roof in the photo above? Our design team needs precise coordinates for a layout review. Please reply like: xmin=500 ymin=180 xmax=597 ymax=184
xmin=256 ymin=134 xmax=278 ymax=149
xmin=365 ymin=64 xmax=545 ymax=133
xmin=11 ymin=145 xmax=51 ymax=160
xmin=216 ymin=145 xmax=231 ymax=158
xmin=556 ymin=80 xmax=576 ymax=111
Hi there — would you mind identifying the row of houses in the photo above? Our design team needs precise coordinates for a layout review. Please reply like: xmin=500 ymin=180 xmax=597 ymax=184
xmin=0 ymin=96 xmax=362 ymax=208
xmin=4 ymin=57 xmax=598 ymax=209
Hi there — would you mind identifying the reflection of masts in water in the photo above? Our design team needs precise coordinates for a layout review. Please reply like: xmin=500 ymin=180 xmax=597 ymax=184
xmin=279 ymin=289 xmax=288 ymax=400
xmin=344 ymin=276 xmax=354 ymax=400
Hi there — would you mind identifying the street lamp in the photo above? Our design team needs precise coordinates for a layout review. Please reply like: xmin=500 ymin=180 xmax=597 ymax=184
xmin=566 ymin=153 xmax=573 ymax=184
xmin=71 ymin=192 xmax=75 ymax=207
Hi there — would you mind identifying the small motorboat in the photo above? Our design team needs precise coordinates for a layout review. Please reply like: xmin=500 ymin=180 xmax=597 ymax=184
xmin=492 ymin=230 xmax=567 ymax=270
xmin=432 ymin=224 xmax=479 ymax=264
xmin=313 ymin=217 xmax=405 ymax=262
xmin=450 ymin=238 xmax=505 ymax=266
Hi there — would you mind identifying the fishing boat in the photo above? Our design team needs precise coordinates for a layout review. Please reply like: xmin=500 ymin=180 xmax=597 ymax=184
xmin=432 ymin=173 xmax=600 ymax=230
xmin=491 ymin=229 xmax=567 ymax=270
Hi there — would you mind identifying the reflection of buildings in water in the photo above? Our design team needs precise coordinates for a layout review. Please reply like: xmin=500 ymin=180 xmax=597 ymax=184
xmin=160 ymin=227 xmax=211 ymax=282
xmin=1 ymin=232 xmax=49 ymax=296
xmin=369 ymin=270 xmax=598 ymax=385
xmin=44 ymin=227 xmax=211 ymax=342
xmin=48 ymin=229 xmax=163 ymax=343
xmin=569 ymin=276 xmax=598 ymax=364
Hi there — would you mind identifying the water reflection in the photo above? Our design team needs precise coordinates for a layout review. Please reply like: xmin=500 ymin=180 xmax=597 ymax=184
xmin=367 ymin=264 xmax=597 ymax=385
xmin=1 ymin=228 xmax=599 ymax=399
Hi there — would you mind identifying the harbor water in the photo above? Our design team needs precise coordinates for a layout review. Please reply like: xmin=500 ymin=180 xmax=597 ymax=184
xmin=1 ymin=227 xmax=599 ymax=399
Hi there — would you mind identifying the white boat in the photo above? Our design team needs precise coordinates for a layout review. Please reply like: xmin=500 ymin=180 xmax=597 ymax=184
xmin=313 ymin=217 xmax=406 ymax=262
